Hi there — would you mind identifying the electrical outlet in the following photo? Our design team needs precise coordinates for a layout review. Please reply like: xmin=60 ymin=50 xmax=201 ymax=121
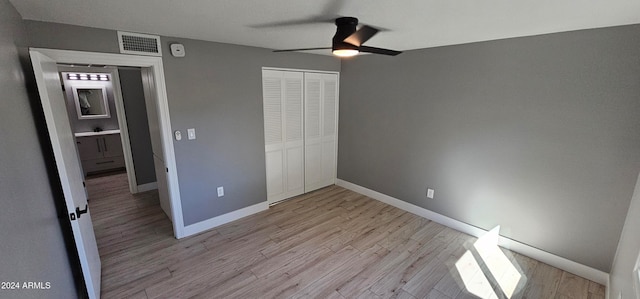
xmin=217 ymin=186 xmax=224 ymax=197
xmin=427 ymin=188 xmax=435 ymax=199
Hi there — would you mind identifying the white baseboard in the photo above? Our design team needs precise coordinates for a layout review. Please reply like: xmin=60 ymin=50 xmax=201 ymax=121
xmin=336 ymin=179 xmax=609 ymax=285
xmin=182 ymin=201 xmax=269 ymax=237
xmin=136 ymin=182 xmax=158 ymax=192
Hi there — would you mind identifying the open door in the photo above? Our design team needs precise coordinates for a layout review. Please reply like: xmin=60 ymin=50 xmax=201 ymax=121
xmin=30 ymin=50 xmax=101 ymax=298
xmin=141 ymin=68 xmax=171 ymax=220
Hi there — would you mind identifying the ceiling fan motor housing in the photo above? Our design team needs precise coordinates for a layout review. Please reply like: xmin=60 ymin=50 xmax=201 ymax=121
xmin=333 ymin=17 xmax=359 ymax=51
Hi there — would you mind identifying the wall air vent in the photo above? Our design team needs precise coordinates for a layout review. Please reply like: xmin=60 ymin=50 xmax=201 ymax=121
xmin=117 ymin=31 xmax=162 ymax=56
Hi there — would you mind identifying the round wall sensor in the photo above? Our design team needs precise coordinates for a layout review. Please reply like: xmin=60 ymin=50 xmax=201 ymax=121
xmin=170 ymin=44 xmax=185 ymax=57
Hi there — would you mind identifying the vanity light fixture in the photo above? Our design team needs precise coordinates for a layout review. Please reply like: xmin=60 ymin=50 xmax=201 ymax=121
xmin=67 ymin=73 xmax=110 ymax=81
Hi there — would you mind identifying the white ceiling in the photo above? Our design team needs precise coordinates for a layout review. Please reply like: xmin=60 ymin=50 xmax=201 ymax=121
xmin=10 ymin=0 xmax=640 ymax=55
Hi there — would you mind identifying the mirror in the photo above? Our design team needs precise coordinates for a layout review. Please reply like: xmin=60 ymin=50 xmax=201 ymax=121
xmin=72 ymin=86 xmax=110 ymax=119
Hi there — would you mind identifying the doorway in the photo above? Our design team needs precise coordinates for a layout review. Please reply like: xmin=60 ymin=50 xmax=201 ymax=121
xmin=58 ymin=65 xmax=159 ymax=194
xmin=30 ymin=48 xmax=185 ymax=299
xmin=57 ymin=63 xmax=170 ymax=243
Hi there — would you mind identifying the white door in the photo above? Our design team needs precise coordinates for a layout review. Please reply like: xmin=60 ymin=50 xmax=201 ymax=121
xmin=141 ymin=68 xmax=172 ymax=219
xmin=304 ymin=73 xmax=339 ymax=192
xmin=30 ymin=51 xmax=101 ymax=298
xmin=262 ymin=70 xmax=305 ymax=204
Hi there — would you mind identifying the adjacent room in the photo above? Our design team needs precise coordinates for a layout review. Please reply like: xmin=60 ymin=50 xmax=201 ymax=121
xmin=2 ymin=0 xmax=640 ymax=298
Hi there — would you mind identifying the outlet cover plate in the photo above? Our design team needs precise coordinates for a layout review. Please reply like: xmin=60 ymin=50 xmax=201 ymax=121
xmin=217 ymin=186 xmax=224 ymax=197
xmin=427 ymin=188 xmax=435 ymax=199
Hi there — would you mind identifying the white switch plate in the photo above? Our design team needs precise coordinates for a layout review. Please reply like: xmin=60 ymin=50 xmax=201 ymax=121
xmin=427 ymin=188 xmax=435 ymax=199
xmin=174 ymin=130 xmax=182 ymax=141
xmin=217 ymin=186 xmax=224 ymax=197
xmin=187 ymin=128 xmax=196 ymax=140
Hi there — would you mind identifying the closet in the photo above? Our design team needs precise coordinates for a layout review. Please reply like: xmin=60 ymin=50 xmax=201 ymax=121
xmin=262 ymin=69 xmax=339 ymax=204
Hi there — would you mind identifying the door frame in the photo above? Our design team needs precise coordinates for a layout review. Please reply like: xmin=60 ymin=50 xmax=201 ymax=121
xmin=111 ymin=67 xmax=139 ymax=194
xmin=31 ymin=48 xmax=186 ymax=238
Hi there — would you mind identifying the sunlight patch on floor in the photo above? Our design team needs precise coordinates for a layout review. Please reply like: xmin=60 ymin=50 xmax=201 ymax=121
xmin=456 ymin=250 xmax=498 ymax=298
xmin=455 ymin=226 xmax=525 ymax=298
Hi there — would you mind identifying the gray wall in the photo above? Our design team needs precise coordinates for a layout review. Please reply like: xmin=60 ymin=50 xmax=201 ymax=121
xmin=25 ymin=20 xmax=341 ymax=225
xmin=338 ymin=24 xmax=640 ymax=272
xmin=0 ymin=1 xmax=78 ymax=298
xmin=119 ymin=68 xmax=156 ymax=185
xmin=610 ymin=172 xmax=640 ymax=298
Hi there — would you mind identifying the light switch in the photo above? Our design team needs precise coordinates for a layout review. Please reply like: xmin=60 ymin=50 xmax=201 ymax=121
xmin=187 ymin=128 xmax=196 ymax=140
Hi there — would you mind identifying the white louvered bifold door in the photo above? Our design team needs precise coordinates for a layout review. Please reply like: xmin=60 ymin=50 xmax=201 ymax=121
xmin=304 ymin=73 xmax=339 ymax=192
xmin=262 ymin=70 xmax=304 ymax=204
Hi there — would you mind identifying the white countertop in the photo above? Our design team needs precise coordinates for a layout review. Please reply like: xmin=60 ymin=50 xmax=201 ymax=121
xmin=74 ymin=129 xmax=120 ymax=137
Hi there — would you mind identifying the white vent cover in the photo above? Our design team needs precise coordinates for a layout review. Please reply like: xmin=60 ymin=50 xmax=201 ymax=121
xmin=117 ymin=31 xmax=162 ymax=56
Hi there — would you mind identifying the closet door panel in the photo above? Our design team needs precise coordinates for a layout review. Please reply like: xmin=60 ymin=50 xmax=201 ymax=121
xmin=304 ymin=76 xmax=322 ymax=142
xmin=304 ymin=74 xmax=323 ymax=191
xmin=283 ymin=72 xmax=304 ymax=196
xmin=305 ymin=143 xmax=322 ymax=188
xmin=265 ymin=150 xmax=284 ymax=196
xmin=286 ymin=147 xmax=304 ymax=192
xmin=321 ymin=140 xmax=336 ymax=183
xmin=263 ymin=73 xmax=283 ymax=146
xmin=305 ymin=73 xmax=339 ymax=192
xmin=263 ymin=70 xmax=304 ymax=204
xmin=263 ymin=70 xmax=285 ymax=202
xmin=320 ymin=74 xmax=338 ymax=187
xmin=322 ymin=77 xmax=337 ymax=137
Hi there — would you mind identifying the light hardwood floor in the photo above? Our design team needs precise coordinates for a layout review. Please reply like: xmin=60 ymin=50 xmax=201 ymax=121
xmin=88 ymin=173 xmax=605 ymax=299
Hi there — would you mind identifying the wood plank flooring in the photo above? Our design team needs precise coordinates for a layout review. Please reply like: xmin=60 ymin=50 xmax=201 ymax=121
xmin=88 ymin=173 xmax=605 ymax=299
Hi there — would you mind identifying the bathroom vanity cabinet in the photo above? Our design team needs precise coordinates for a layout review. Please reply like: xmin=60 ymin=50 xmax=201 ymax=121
xmin=75 ymin=130 xmax=125 ymax=176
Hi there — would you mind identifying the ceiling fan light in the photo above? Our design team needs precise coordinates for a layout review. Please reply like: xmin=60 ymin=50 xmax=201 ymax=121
xmin=332 ymin=49 xmax=359 ymax=57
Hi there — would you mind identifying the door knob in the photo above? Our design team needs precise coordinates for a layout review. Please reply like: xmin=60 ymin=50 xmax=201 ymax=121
xmin=69 ymin=204 xmax=88 ymax=221
xmin=76 ymin=204 xmax=88 ymax=218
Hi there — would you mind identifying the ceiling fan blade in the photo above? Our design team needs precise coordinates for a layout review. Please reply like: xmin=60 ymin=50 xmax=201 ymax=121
xmin=250 ymin=17 xmax=333 ymax=28
xmin=273 ymin=47 xmax=332 ymax=53
xmin=343 ymin=25 xmax=379 ymax=46
xmin=359 ymin=46 xmax=402 ymax=56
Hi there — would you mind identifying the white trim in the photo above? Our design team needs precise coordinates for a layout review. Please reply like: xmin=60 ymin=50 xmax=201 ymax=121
xmin=182 ymin=201 xmax=269 ymax=237
xmin=137 ymin=182 xmax=158 ymax=192
xmin=336 ymin=178 xmax=610 ymax=285
xmin=30 ymin=48 xmax=185 ymax=238
xmin=262 ymin=66 xmax=339 ymax=75
xmin=110 ymin=68 xmax=139 ymax=194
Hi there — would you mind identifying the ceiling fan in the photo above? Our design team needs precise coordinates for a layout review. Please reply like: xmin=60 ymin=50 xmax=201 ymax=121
xmin=273 ymin=17 xmax=402 ymax=57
